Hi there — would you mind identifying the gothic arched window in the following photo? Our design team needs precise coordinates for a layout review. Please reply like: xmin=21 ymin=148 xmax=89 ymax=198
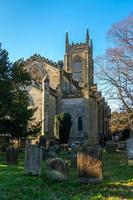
xmin=78 ymin=116 xmax=82 ymax=131
xmin=72 ymin=55 xmax=82 ymax=82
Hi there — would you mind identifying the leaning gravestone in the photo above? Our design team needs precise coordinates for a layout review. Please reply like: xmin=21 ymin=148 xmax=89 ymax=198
xmin=47 ymin=157 xmax=69 ymax=181
xmin=6 ymin=146 xmax=18 ymax=165
xmin=126 ymin=136 xmax=133 ymax=166
xmin=24 ymin=144 xmax=42 ymax=176
xmin=77 ymin=145 xmax=102 ymax=184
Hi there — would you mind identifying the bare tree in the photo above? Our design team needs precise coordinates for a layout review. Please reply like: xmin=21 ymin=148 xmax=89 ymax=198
xmin=95 ymin=13 xmax=133 ymax=129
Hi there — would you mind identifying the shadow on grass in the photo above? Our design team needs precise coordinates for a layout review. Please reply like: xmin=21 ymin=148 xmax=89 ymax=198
xmin=0 ymin=151 xmax=133 ymax=200
xmin=79 ymin=182 xmax=133 ymax=199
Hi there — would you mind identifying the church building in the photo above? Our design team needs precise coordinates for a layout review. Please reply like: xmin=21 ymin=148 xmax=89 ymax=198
xmin=24 ymin=30 xmax=111 ymax=145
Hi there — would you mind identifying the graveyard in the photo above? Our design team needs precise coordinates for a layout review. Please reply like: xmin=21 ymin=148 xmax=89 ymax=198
xmin=0 ymin=1 xmax=133 ymax=200
xmin=0 ymin=149 xmax=133 ymax=200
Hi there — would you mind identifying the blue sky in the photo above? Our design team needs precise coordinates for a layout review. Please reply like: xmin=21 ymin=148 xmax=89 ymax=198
xmin=0 ymin=0 xmax=133 ymax=63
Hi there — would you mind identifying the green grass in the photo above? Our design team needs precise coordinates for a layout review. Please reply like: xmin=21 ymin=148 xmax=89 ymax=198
xmin=0 ymin=151 xmax=133 ymax=200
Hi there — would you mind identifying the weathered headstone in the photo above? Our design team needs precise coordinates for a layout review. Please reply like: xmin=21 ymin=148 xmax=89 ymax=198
xmin=47 ymin=145 xmax=60 ymax=158
xmin=38 ymin=136 xmax=48 ymax=160
xmin=77 ymin=146 xmax=102 ymax=184
xmin=47 ymin=157 xmax=69 ymax=181
xmin=6 ymin=146 xmax=18 ymax=165
xmin=106 ymin=141 xmax=117 ymax=153
xmin=0 ymin=134 xmax=10 ymax=152
xmin=70 ymin=152 xmax=77 ymax=168
xmin=117 ymin=141 xmax=126 ymax=152
xmin=24 ymin=144 xmax=42 ymax=176
xmin=41 ymin=149 xmax=48 ymax=160
xmin=70 ymin=143 xmax=79 ymax=168
xmin=126 ymin=137 xmax=133 ymax=166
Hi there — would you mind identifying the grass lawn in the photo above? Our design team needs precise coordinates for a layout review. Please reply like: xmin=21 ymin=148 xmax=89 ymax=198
xmin=0 ymin=151 xmax=133 ymax=200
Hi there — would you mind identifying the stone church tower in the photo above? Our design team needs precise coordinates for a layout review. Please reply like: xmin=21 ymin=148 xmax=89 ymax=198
xmin=24 ymin=30 xmax=111 ymax=145
xmin=64 ymin=30 xmax=93 ymax=87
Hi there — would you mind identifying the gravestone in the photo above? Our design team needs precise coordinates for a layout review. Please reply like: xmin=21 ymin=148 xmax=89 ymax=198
xmin=70 ymin=143 xmax=80 ymax=168
xmin=126 ymin=136 xmax=133 ymax=166
xmin=40 ymin=144 xmax=60 ymax=160
xmin=47 ymin=145 xmax=60 ymax=158
xmin=6 ymin=146 xmax=18 ymax=165
xmin=70 ymin=144 xmax=78 ymax=168
xmin=117 ymin=141 xmax=126 ymax=152
xmin=24 ymin=144 xmax=42 ymax=176
xmin=38 ymin=136 xmax=48 ymax=160
xmin=77 ymin=146 xmax=102 ymax=184
xmin=47 ymin=157 xmax=69 ymax=181
xmin=0 ymin=134 xmax=10 ymax=152
xmin=106 ymin=141 xmax=117 ymax=153
xmin=70 ymin=153 xmax=77 ymax=168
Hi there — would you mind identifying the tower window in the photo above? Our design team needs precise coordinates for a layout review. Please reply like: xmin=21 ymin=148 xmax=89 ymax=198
xmin=78 ymin=116 xmax=82 ymax=131
xmin=72 ymin=55 xmax=82 ymax=82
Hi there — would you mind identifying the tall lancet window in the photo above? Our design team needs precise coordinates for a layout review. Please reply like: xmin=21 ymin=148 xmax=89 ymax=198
xmin=72 ymin=55 xmax=82 ymax=82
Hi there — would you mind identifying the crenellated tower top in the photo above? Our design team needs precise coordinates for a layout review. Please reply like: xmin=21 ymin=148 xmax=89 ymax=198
xmin=64 ymin=29 xmax=94 ymax=87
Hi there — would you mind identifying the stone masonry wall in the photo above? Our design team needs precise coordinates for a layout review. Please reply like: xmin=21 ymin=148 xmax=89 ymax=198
xmin=26 ymin=60 xmax=61 ymax=89
xmin=48 ymin=94 xmax=57 ymax=138
xmin=28 ymin=86 xmax=42 ymax=123
xmin=61 ymin=98 xmax=84 ymax=142
xmin=88 ymin=97 xmax=98 ymax=145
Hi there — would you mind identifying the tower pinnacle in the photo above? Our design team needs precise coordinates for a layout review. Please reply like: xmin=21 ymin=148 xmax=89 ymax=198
xmin=65 ymin=32 xmax=69 ymax=53
xmin=90 ymin=39 xmax=93 ymax=55
xmin=65 ymin=32 xmax=69 ymax=43
xmin=86 ymin=29 xmax=89 ymax=46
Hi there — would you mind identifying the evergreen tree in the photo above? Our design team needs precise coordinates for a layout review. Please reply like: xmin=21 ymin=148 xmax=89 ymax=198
xmin=0 ymin=44 xmax=41 ymax=141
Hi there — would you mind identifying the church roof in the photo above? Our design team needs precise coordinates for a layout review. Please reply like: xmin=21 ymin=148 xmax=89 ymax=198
xmin=25 ymin=54 xmax=83 ymax=93
xmin=30 ymin=79 xmax=57 ymax=96
xmin=49 ymin=86 xmax=57 ymax=96
xmin=25 ymin=54 xmax=61 ymax=70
